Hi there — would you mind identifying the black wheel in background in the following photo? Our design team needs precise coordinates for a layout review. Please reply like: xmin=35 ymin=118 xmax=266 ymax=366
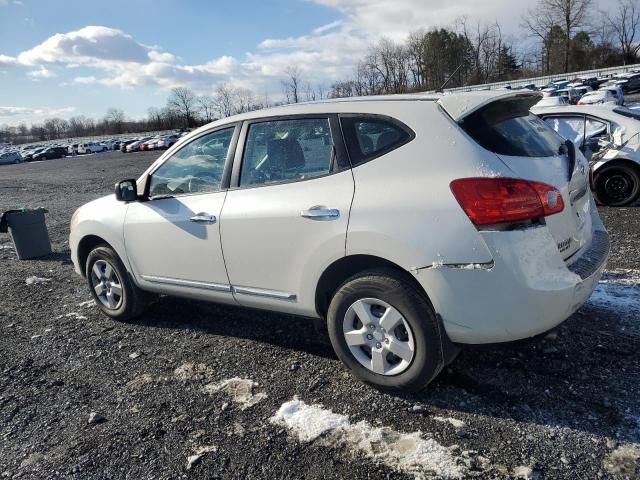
xmin=593 ymin=164 xmax=640 ymax=206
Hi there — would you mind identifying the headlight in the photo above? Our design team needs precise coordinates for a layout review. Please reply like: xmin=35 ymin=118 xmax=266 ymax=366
xmin=70 ymin=208 xmax=80 ymax=229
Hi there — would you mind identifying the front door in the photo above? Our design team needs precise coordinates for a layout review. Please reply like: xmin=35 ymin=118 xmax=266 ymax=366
xmin=124 ymin=126 xmax=237 ymax=301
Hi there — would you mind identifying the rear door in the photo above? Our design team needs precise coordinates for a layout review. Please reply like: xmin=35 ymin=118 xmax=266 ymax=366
xmin=446 ymin=94 xmax=593 ymax=259
xmin=220 ymin=115 xmax=354 ymax=315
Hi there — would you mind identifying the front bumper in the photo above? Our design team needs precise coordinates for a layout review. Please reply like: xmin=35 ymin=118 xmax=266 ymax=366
xmin=413 ymin=226 xmax=610 ymax=344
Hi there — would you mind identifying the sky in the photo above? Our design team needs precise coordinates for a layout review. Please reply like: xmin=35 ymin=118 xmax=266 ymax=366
xmin=0 ymin=0 xmax=605 ymax=126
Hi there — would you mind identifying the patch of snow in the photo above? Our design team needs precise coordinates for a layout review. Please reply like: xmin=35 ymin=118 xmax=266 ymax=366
xmin=126 ymin=374 xmax=153 ymax=388
xmin=78 ymin=300 xmax=94 ymax=308
xmin=433 ymin=416 xmax=466 ymax=429
xmin=203 ymin=377 xmax=267 ymax=409
xmin=271 ymin=398 xmax=349 ymax=442
xmin=588 ymin=269 xmax=640 ymax=335
xmin=512 ymin=465 xmax=535 ymax=479
xmin=55 ymin=312 xmax=88 ymax=320
xmin=604 ymin=442 xmax=640 ymax=476
xmin=174 ymin=363 xmax=214 ymax=382
xmin=271 ymin=398 xmax=466 ymax=479
xmin=186 ymin=445 xmax=217 ymax=470
xmin=25 ymin=276 xmax=50 ymax=285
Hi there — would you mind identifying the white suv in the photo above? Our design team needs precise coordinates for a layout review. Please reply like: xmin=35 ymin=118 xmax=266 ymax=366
xmin=70 ymin=91 xmax=609 ymax=391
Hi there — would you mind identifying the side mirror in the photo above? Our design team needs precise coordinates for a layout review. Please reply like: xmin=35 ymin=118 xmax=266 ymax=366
xmin=115 ymin=179 xmax=138 ymax=202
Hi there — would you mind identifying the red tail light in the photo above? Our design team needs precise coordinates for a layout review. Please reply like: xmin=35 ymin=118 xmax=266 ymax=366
xmin=450 ymin=177 xmax=564 ymax=226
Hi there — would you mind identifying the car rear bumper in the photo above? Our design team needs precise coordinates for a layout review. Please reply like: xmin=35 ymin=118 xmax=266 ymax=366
xmin=413 ymin=225 xmax=610 ymax=344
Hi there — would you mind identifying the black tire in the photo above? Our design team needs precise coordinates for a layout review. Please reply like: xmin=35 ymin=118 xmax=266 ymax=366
xmin=85 ymin=245 xmax=149 ymax=321
xmin=327 ymin=268 xmax=444 ymax=392
xmin=593 ymin=163 xmax=640 ymax=206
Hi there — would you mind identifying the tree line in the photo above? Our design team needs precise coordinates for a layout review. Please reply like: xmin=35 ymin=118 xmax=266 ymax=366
xmin=2 ymin=0 xmax=639 ymax=145
xmin=328 ymin=0 xmax=640 ymax=96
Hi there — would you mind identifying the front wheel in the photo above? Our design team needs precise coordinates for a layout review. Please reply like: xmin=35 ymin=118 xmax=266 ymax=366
xmin=593 ymin=164 xmax=640 ymax=206
xmin=86 ymin=245 xmax=149 ymax=321
xmin=327 ymin=269 xmax=444 ymax=392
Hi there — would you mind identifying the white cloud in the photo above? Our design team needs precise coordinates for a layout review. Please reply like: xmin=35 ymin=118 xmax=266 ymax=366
xmin=27 ymin=66 xmax=55 ymax=79
xmin=17 ymin=26 xmax=151 ymax=65
xmin=0 ymin=54 xmax=17 ymax=65
xmin=312 ymin=20 xmax=344 ymax=35
xmin=0 ymin=106 xmax=75 ymax=124
xmin=0 ymin=0 xmax=572 ymax=104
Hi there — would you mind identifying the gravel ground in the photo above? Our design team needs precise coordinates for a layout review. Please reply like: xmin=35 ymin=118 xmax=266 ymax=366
xmin=0 ymin=151 xmax=638 ymax=479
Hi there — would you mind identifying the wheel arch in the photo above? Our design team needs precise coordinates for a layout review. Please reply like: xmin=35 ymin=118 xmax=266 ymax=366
xmin=77 ymin=234 xmax=114 ymax=277
xmin=314 ymin=254 xmax=432 ymax=319
xmin=593 ymin=157 xmax=640 ymax=176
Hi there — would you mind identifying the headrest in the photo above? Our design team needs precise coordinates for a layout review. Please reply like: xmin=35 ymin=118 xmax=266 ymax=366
xmin=267 ymin=138 xmax=305 ymax=169
xmin=376 ymin=130 xmax=400 ymax=151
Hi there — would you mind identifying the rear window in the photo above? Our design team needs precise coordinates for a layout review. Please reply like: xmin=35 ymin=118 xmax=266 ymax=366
xmin=460 ymin=97 xmax=564 ymax=157
xmin=341 ymin=116 xmax=413 ymax=166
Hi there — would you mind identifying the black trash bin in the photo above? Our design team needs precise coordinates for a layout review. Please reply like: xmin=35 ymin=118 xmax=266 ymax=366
xmin=0 ymin=208 xmax=52 ymax=259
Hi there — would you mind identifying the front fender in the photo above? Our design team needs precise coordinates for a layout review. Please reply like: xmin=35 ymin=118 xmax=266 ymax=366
xmin=69 ymin=196 xmax=130 ymax=276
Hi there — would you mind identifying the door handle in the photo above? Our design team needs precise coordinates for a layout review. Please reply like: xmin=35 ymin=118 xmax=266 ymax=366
xmin=300 ymin=208 xmax=340 ymax=220
xmin=190 ymin=213 xmax=217 ymax=224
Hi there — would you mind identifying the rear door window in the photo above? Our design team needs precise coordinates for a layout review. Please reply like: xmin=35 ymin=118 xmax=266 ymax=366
xmin=460 ymin=97 xmax=565 ymax=157
xmin=340 ymin=116 xmax=413 ymax=166
xmin=239 ymin=117 xmax=334 ymax=187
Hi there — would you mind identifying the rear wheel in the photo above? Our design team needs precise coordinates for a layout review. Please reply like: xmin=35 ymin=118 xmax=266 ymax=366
xmin=593 ymin=164 xmax=640 ymax=206
xmin=86 ymin=245 xmax=149 ymax=321
xmin=327 ymin=269 xmax=444 ymax=392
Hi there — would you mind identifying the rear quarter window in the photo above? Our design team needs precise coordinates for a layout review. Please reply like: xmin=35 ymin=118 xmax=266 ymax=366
xmin=460 ymin=97 xmax=565 ymax=157
xmin=340 ymin=116 xmax=414 ymax=166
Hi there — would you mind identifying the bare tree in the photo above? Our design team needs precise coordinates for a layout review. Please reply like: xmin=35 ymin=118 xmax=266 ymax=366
xmin=235 ymin=88 xmax=255 ymax=113
xmin=522 ymin=0 xmax=592 ymax=73
xmin=281 ymin=66 xmax=303 ymax=103
xmin=214 ymin=83 xmax=237 ymax=118
xmin=167 ymin=87 xmax=197 ymax=128
xmin=196 ymin=95 xmax=217 ymax=123
xmin=104 ymin=108 xmax=125 ymax=133
xmin=606 ymin=0 xmax=640 ymax=64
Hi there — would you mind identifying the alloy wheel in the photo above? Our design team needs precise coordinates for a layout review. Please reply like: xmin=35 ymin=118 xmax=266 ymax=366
xmin=90 ymin=259 xmax=123 ymax=310
xmin=342 ymin=298 xmax=415 ymax=376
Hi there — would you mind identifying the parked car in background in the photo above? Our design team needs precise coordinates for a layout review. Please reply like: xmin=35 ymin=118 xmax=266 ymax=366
xmin=533 ymin=104 xmax=640 ymax=206
xmin=126 ymin=137 xmax=153 ymax=153
xmin=156 ymin=135 xmax=179 ymax=149
xmin=68 ymin=144 xmax=79 ymax=155
xmin=120 ymin=139 xmax=137 ymax=152
xmin=32 ymin=146 xmax=68 ymax=161
xmin=22 ymin=147 xmax=46 ymax=161
xmin=577 ymin=90 xmax=616 ymax=105
xmin=0 ymin=150 xmax=23 ymax=165
xmin=573 ymin=86 xmax=593 ymax=98
xmin=534 ymin=96 xmax=570 ymax=108
xmin=605 ymin=73 xmax=640 ymax=94
xmin=601 ymin=85 xmax=624 ymax=106
xmin=70 ymin=90 xmax=609 ymax=391
xmin=554 ymin=88 xmax=581 ymax=104
xmin=139 ymin=137 xmax=161 ymax=151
